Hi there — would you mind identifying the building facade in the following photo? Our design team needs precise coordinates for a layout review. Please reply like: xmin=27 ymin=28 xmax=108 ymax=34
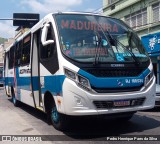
xmin=103 ymin=0 xmax=160 ymax=37
xmin=0 ymin=27 xmax=29 ymax=64
xmin=0 ymin=38 xmax=15 ymax=64
xmin=103 ymin=0 xmax=160 ymax=90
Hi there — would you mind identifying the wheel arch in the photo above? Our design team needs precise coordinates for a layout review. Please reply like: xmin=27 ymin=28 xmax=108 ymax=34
xmin=44 ymin=91 xmax=55 ymax=113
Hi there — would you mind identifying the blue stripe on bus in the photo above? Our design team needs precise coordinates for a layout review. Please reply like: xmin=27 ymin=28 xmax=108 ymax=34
xmin=32 ymin=77 xmax=39 ymax=91
xmin=4 ymin=68 xmax=150 ymax=95
xmin=41 ymin=75 xmax=66 ymax=95
xmin=4 ymin=75 xmax=66 ymax=95
xmin=78 ymin=68 xmax=150 ymax=88
xmin=4 ymin=77 xmax=14 ymax=86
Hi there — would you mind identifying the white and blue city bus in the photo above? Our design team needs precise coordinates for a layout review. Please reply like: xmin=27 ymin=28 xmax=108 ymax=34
xmin=4 ymin=12 xmax=155 ymax=130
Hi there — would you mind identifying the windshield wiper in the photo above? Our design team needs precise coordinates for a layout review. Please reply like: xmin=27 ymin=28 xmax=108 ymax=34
xmin=94 ymin=31 xmax=102 ymax=65
xmin=105 ymin=30 xmax=140 ymax=65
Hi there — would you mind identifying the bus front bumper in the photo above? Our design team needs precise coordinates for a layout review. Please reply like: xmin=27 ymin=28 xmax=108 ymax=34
xmin=60 ymin=77 xmax=156 ymax=116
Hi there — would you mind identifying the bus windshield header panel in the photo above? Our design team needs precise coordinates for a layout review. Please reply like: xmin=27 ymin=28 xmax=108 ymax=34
xmin=55 ymin=14 xmax=149 ymax=63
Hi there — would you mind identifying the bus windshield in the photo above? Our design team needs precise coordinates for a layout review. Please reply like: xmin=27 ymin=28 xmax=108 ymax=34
xmin=55 ymin=14 xmax=149 ymax=63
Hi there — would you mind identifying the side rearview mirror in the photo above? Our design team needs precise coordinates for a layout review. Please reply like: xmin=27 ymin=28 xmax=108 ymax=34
xmin=41 ymin=23 xmax=54 ymax=46
xmin=102 ymin=39 xmax=108 ymax=47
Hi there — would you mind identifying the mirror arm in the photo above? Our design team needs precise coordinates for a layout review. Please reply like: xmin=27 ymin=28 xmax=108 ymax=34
xmin=41 ymin=23 xmax=54 ymax=46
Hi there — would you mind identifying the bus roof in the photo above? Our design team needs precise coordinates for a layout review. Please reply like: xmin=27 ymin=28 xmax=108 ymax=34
xmin=51 ymin=11 xmax=105 ymax=16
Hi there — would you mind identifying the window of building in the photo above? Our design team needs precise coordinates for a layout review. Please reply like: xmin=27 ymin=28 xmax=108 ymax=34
xmin=21 ymin=34 xmax=31 ymax=65
xmin=125 ymin=8 xmax=147 ymax=28
xmin=108 ymin=0 xmax=118 ymax=5
xmin=153 ymin=3 xmax=160 ymax=23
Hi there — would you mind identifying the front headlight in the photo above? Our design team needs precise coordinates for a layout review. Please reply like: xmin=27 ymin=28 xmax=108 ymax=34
xmin=78 ymin=75 xmax=89 ymax=87
xmin=77 ymin=75 xmax=91 ymax=91
xmin=145 ymin=69 xmax=154 ymax=86
xmin=64 ymin=67 xmax=91 ymax=91
xmin=64 ymin=68 xmax=76 ymax=80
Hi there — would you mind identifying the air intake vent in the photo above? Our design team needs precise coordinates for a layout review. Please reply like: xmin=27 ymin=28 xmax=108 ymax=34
xmin=91 ymin=85 xmax=143 ymax=93
xmin=93 ymin=98 xmax=145 ymax=109
xmin=86 ymin=69 xmax=143 ymax=77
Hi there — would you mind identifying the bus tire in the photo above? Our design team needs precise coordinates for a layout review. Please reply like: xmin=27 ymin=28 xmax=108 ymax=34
xmin=11 ymin=88 xmax=19 ymax=107
xmin=50 ymin=103 xmax=68 ymax=131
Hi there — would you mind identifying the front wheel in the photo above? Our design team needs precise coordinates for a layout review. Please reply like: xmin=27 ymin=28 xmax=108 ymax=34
xmin=50 ymin=104 xmax=68 ymax=131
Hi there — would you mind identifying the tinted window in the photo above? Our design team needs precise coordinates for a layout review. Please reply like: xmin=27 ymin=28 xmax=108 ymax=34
xmin=21 ymin=34 xmax=31 ymax=65
xmin=40 ymin=25 xmax=54 ymax=59
xmin=9 ymin=46 xmax=14 ymax=69
xmin=15 ymin=41 xmax=22 ymax=67
xmin=39 ymin=24 xmax=59 ymax=74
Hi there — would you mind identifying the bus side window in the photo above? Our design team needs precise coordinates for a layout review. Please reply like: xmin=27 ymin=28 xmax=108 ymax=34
xmin=40 ymin=24 xmax=55 ymax=59
xmin=21 ymin=34 xmax=31 ymax=65
xmin=15 ymin=41 xmax=22 ymax=67
xmin=39 ymin=23 xmax=59 ymax=74
xmin=8 ymin=46 xmax=14 ymax=69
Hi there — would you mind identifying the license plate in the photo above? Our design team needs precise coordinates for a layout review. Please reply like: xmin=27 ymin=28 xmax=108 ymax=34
xmin=114 ymin=100 xmax=130 ymax=107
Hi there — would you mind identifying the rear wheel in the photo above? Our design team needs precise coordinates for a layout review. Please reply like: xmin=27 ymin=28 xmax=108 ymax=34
xmin=11 ymin=88 xmax=19 ymax=107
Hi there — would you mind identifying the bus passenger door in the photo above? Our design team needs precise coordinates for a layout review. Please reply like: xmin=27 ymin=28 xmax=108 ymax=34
xmin=31 ymin=23 xmax=59 ymax=111
xmin=31 ymin=29 xmax=43 ymax=110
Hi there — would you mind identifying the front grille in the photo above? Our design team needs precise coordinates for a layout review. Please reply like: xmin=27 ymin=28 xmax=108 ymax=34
xmin=92 ymin=85 xmax=143 ymax=93
xmin=93 ymin=97 xmax=145 ymax=109
xmin=86 ymin=69 xmax=143 ymax=77
xmin=155 ymin=101 xmax=160 ymax=106
xmin=156 ymin=93 xmax=160 ymax=96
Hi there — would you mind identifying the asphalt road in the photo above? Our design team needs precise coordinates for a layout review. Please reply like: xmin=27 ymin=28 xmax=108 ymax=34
xmin=0 ymin=87 xmax=160 ymax=144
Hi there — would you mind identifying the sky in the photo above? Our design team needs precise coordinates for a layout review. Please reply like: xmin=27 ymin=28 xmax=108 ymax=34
xmin=0 ymin=0 xmax=102 ymax=38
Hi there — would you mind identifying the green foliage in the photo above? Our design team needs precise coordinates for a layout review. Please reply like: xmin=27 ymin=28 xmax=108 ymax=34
xmin=0 ymin=37 xmax=7 ymax=44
